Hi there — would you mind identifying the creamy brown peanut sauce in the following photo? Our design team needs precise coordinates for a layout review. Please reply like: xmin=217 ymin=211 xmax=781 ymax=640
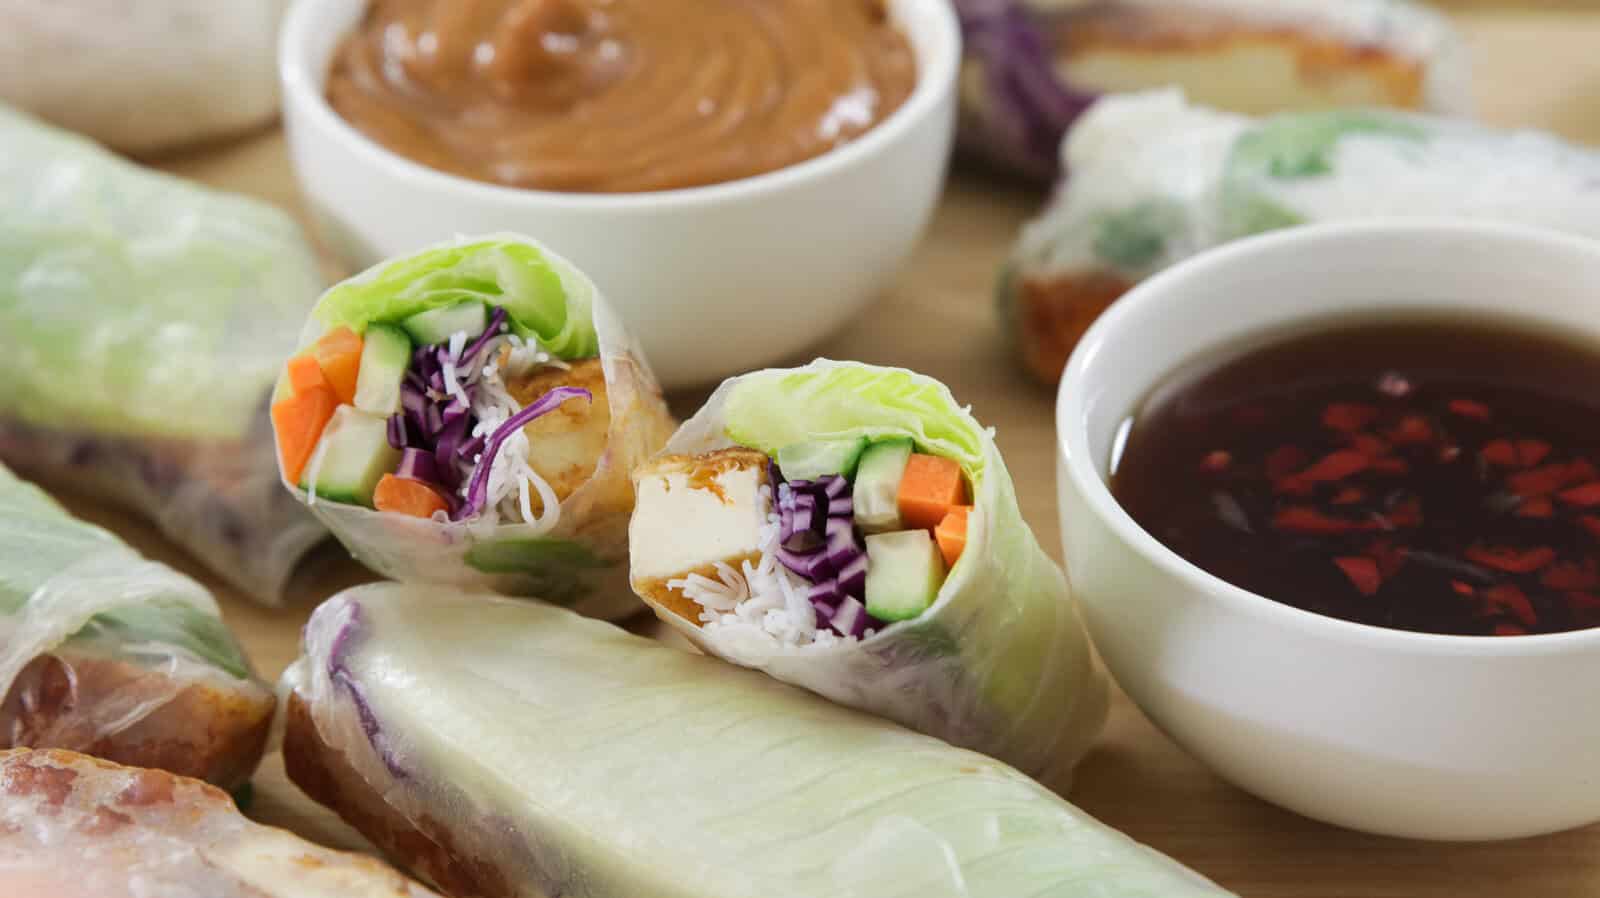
xmin=326 ymin=0 xmax=917 ymax=193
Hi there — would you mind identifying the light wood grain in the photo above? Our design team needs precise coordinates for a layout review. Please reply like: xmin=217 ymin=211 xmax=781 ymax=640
xmin=58 ymin=9 xmax=1600 ymax=896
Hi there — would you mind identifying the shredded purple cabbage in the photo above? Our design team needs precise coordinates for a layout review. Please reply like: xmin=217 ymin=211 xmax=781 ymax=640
xmin=772 ymin=473 xmax=885 ymax=637
xmin=455 ymin=386 xmax=591 ymax=521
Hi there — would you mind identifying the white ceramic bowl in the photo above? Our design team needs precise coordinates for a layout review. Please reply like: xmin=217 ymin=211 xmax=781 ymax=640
xmin=1057 ymin=221 xmax=1600 ymax=841
xmin=278 ymin=0 xmax=958 ymax=390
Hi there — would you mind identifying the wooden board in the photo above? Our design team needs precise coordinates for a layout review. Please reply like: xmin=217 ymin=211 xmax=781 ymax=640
xmin=59 ymin=9 xmax=1600 ymax=896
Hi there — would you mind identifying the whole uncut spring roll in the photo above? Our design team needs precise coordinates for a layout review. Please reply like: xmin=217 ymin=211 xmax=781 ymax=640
xmin=273 ymin=235 xmax=674 ymax=618
xmin=627 ymin=360 xmax=1105 ymax=783
xmin=1003 ymin=89 xmax=1600 ymax=384
xmin=957 ymin=0 xmax=1467 ymax=181
xmin=0 ymin=463 xmax=274 ymax=789
xmin=0 ymin=104 xmax=327 ymax=605
xmin=0 ymin=748 xmax=440 ymax=897
xmin=282 ymin=584 xmax=1230 ymax=898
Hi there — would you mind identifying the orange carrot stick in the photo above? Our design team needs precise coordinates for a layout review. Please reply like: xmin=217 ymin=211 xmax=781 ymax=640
xmin=374 ymin=474 xmax=450 ymax=518
xmin=312 ymin=326 xmax=364 ymax=405
xmin=936 ymin=506 xmax=971 ymax=567
xmin=898 ymin=453 xmax=967 ymax=531
xmin=271 ymin=385 xmax=337 ymax=484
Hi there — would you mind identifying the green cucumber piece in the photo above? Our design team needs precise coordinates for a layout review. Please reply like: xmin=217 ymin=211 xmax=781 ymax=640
xmin=864 ymin=530 xmax=946 ymax=622
xmin=852 ymin=438 xmax=913 ymax=534
xmin=300 ymin=406 xmax=400 ymax=507
xmin=400 ymin=301 xmax=488 ymax=346
xmin=353 ymin=324 xmax=412 ymax=416
xmin=777 ymin=436 xmax=869 ymax=482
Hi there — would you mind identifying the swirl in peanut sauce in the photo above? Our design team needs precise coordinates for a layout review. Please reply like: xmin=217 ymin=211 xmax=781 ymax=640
xmin=327 ymin=0 xmax=917 ymax=193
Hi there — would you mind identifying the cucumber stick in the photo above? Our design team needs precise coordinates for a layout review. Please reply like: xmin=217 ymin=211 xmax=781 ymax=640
xmin=353 ymin=324 xmax=412 ymax=416
xmin=301 ymin=406 xmax=400 ymax=507
xmin=777 ymin=436 xmax=869 ymax=482
xmin=401 ymin=301 xmax=487 ymax=346
xmin=864 ymin=529 xmax=946 ymax=621
xmin=852 ymin=438 xmax=913 ymax=533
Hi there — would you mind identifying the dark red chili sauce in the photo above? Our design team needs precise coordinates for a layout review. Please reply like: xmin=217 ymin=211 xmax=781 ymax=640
xmin=1111 ymin=318 xmax=1600 ymax=636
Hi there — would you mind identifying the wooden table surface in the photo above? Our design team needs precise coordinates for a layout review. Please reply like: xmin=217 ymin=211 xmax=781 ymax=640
xmin=56 ymin=8 xmax=1600 ymax=897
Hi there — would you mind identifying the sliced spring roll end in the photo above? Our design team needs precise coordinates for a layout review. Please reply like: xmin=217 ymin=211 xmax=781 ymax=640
xmin=282 ymin=693 xmax=511 ymax=898
xmin=1009 ymin=269 xmax=1133 ymax=386
xmin=1 ymin=651 xmax=274 ymax=791
xmin=629 ymin=448 xmax=774 ymax=626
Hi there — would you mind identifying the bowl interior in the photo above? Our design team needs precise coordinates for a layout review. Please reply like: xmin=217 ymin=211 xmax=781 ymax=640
xmin=1059 ymin=220 xmax=1600 ymax=645
xmin=279 ymin=0 xmax=960 ymax=206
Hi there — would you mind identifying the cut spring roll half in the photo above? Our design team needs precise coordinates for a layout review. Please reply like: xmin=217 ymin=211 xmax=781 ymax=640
xmin=282 ymin=584 xmax=1231 ymax=898
xmin=957 ymin=0 xmax=1467 ymax=181
xmin=1003 ymin=89 xmax=1600 ymax=384
xmin=0 ymin=463 xmax=274 ymax=789
xmin=0 ymin=105 xmax=327 ymax=605
xmin=628 ymin=360 xmax=1106 ymax=783
xmin=273 ymin=235 xmax=675 ymax=617
xmin=0 ymin=749 xmax=439 ymax=897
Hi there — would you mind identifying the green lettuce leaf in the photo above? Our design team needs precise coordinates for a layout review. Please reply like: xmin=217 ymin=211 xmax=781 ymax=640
xmin=314 ymin=240 xmax=598 ymax=359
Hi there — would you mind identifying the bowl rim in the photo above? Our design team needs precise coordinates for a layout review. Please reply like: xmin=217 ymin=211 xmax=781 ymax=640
xmin=278 ymin=0 xmax=960 ymax=210
xmin=1057 ymin=218 xmax=1600 ymax=657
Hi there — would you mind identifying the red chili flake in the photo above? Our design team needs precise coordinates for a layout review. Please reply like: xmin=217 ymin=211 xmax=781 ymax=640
xmin=1371 ymin=457 xmax=1410 ymax=476
xmin=1464 ymin=545 xmax=1557 ymax=574
xmin=1200 ymin=450 xmax=1232 ymax=474
xmin=1377 ymin=372 xmax=1412 ymax=398
xmin=1494 ymin=623 xmax=1529 ymax=637
xmin=1385 ymin=415 xmax=1434 ymax=446
xmin=1331 ymin=487 xmax=1366 ymax=505
xmin=1450 ymin=580 xmax=1476 ymax=597
xmin=1557 ymin=482 xmax=1600 ymax=508
xmin=1265 ymin=445 xmax=1308 ymax=479
xmin=1448 ymin=399 xmax=1492 ymax=422
xmin=1480 ymin=439 xmax=1518 ymax=467
xmin=1482 ymin=584 xmax=1538 ymax=628
xmin=1583 ymin=516 xmax=1600 ymax=540
xmin=1385 ymin=497 xmax=1423 ymax=528
xmin=1516 ymin=440 xmax=1552 ymax=467
xmin=1438 ymin=445 xmax=1462 ymax=463
xmin=1542 ymin=561 xmax=1600 ymax=591
xmin=1333 ymin=556 xmax=1382 ymax=596
xmin=1275 ymin=450 xmax=1370 ymax=494
xmin=1347 ymin=434 xmax=1390 ymax=458
xmin=1508 ymin=461 xmax=1594 ymax=498
xmin=1273 ymin=506 xmax=1382 ymax=534
xmin=1367 ymin=540 xmax=1408 ymax=579
xmin=1323 ymin=403 xmax=1379 ymax=433
xmin=1515 ymin=496 xmax=1555 ymax=519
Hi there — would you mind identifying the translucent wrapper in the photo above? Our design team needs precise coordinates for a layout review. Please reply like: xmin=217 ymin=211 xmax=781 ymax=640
xmin=956 ymin=0 xmax=1467 ymax=181
xmin=0 ymin=1 xmax=286 ymax=153
xmin=282 ymin=584 xmax=1231 ymax=898
xmin=630 ymin=361 xmax=1106 ymax=784
xmin=0 ymin=104 xmax=328 ymax=604
xmin=0 ymin=748 xmax=440 ymax=897
xmin=277 ymin=235 xmax=675 ymax=619
xmin=1004 ymin=90 xmax=1600 ymax=383
xmin=0 ymin=464 xmax=275 ymax=790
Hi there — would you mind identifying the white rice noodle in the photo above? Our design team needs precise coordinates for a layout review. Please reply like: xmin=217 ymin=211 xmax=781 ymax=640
xmin=463 ymin=332 xmax=564 ymax=535
xmin=670 ymin=487 xmax=856 ymax=650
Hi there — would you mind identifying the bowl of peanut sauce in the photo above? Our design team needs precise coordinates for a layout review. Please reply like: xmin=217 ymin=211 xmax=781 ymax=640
xmin=280 ymin=0 xmax=959 ymax=388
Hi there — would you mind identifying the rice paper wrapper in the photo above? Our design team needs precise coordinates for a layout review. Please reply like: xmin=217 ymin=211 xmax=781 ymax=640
xmin=280 ymin=235 xmax=675 ymax=620
xmin=0 ymin=463 xmax=274 ymax=789
xmin=0 ymin=104 xmax=328 ymax=604
xmin=1004 ymin=89 xmax=1600 ymax=383
xmin=282 ymin=584 xmax=1230 ymax=897
xmin=633 ymin=360 xmax=1107 ymax=785
xmin=956 ymin=0 xmax=1467 ymax=182
xmin=0 ymin=748 xmax=439 ymax=897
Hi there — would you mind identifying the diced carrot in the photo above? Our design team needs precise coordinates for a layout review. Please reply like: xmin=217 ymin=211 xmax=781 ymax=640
xmin=936 ymin=506 xmax=971 ymax=567
xmin=312 ymin=326 xmax=364 ymax=405
xmin=286 ymin=354 xmax=330 ymax=395
xmin=374 ymin=474 xmax=450 ymax=519
xmin=898 ymin=454 xmax=967 ymax=531
xmin=271 ymin=385 xmax=337 ymax=484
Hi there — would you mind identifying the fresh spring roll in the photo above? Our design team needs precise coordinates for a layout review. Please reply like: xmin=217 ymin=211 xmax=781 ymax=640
xmin=274 ymin=235 xmax=675 ymax=618
xmin=0 ymin=748 xmax=440 ymax=897
xmin=626 ymin=360 xmax=1106 ymax=783
xmin=0 ymin=104 xmax=327 ymax=605
xmin=0 ymin=463 xmax=274 ymax=790
xmin=1004 ymin=89 xmax=1600 ymax=384
xmin=282 ymin=584 xmax=1231 ymax=898
xmin=956 ymin=0 xmax=1467 ymax=181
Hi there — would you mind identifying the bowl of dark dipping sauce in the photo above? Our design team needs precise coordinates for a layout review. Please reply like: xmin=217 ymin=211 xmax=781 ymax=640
xmin=1056 ymin=221 xmax=1600 ymax=841
xmin=279 ymin=0 xmax=959 ymax=388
